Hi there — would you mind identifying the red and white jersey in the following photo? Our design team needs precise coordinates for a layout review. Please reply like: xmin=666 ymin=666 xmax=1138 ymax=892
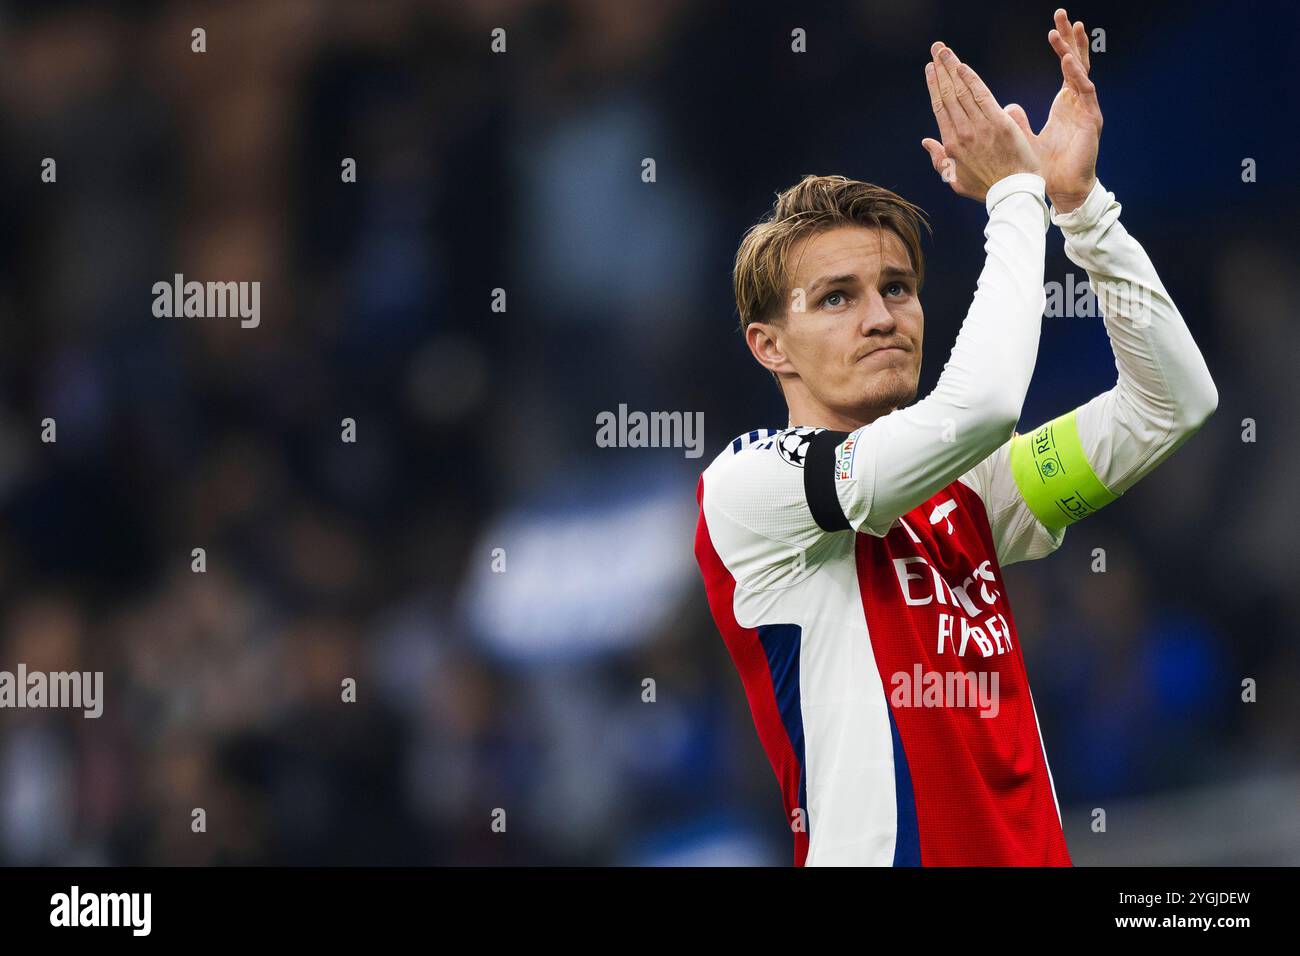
xmin=694 ymin=176 xmax=1217 ymax=866
xmin=695 ymin=425 xmax=1069 ymax=866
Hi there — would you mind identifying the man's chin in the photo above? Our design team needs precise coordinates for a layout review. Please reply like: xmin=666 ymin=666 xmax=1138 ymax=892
xmin=845 ymin=375 xmax=918 ymax=422
xmin=868 ymin=374 xmax=918 ymax=408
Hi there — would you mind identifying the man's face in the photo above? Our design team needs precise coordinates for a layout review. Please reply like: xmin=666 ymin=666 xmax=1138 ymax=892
xmin=750 ymin=225 xmax=924 ymax=424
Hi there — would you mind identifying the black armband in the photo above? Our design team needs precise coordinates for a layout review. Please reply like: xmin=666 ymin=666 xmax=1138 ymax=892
xmin=803 ymin=429 xmax=852 ymax=532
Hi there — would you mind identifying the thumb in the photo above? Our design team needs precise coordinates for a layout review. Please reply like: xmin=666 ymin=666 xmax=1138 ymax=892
xmin=920 ymin=137 xmax=946 ymax=170
xmin=921 ymin=138 xmax=958 ymax=187
xmin=1003 ymin=103 xmax=1034 ymax=140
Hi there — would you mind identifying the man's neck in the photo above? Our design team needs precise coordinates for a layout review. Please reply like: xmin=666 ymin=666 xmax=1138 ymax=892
xmin=786 ymin=402 xmax=886 ymax=433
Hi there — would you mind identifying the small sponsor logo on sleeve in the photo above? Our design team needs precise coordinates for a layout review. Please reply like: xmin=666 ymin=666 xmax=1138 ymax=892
xmin=835 ymin=435 xmax=857 ymax=480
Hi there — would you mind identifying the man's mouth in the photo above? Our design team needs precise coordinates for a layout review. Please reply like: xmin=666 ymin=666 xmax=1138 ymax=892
xmin=858 ymin=346 xmax=907 ymax=362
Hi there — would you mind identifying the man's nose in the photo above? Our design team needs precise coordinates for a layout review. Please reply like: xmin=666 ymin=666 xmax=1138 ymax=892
xmin=859 ymin=291 xmax=897 ymax=334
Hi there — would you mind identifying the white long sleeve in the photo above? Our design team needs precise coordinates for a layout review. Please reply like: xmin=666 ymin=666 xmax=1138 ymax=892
xmin=956 ymin=178 xmax=1220 ymax=568
xmin=832 ymin=172 xmax=1051 ymax=535
xmin=1054 ymin=179 xmax=1218 ymax=495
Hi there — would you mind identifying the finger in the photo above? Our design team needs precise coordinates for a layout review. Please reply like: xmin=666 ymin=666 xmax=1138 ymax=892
xmin=1048 ymin=27 xmax=1083 ymax=70
xmin=924 ymin=62 xmax=958 ymax=144
xmin=1073 ymin=19 xmax=1090 ymax=73
xmin=955 ymin=60 xmax=1002 ymax=120
xmin=928 ymin=51 xmax=966 ymax=142
xmin=1048 ymin=28 xmax=1072 ymax=64
xmin=1053 ymin=8 xmax=1075 ymax=56
xmin=921 ymin=138 xmax=958 ymax=188
xmin=938 ymin=46 xmax=973 ymax=114
xmin=1003 ymin=102 xmax=1035 ymax=140
xmin=1061 ymin=52 xmax=1100 ymax=116
xmin=1054 ymin=9 xmax=1091 ymax=74
xmin=933 ymin=46 xmax=972 ymax=136
xmin=1050 ymin=10 xmax=1090 ymax=75
xmin=921 ymin=137 xmax=945 ymax=171
xmin=1053 ymin=9 xmax=1072 ymax=41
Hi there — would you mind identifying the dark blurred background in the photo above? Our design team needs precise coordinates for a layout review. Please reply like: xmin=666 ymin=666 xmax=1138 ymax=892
xmin=0 ymin=0 xmax=1295 ymax=865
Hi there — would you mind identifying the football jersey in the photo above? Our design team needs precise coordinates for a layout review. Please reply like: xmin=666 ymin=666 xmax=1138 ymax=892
xmin=695 ymin=425 xmax=1069 ymax=866
xmin=694 ymin=175 xmax=1218 ymax=866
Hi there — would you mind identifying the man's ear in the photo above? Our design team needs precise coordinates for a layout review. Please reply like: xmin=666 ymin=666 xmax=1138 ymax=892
xmin=746 ymin=321 xmax=792 ymax=377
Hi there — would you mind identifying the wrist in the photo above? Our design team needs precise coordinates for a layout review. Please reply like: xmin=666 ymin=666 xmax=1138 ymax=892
xmin=1050 ymin=178 xmax=1110 ymax=232
xmin=1048 ymin=192 xmax=1087 ymax=214
xmin=985 ymin=172 xmax=1047 ymax=214
xmin=1048 ymin=178 xmax=1098 ymax=215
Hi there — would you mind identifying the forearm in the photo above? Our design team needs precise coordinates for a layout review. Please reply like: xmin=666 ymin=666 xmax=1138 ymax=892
xmin=938 ymin=173 xmax=1052 ymax=422
xmin=835 ymin=173 xmax=1050 ymax=533
xmin=1053 ymin=180 xmax=1218 ymax=494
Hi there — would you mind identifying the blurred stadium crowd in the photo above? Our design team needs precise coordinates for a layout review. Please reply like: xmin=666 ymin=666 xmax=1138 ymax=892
xmin=0 ymin=0 xmax=1296 ymax=864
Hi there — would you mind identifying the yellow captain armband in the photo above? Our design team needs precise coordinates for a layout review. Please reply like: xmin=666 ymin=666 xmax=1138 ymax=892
xmin=1009 ymin=408 xmax=1119 ymax=532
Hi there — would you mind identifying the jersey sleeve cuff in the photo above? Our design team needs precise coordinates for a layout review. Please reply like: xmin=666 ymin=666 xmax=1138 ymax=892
xmin=1050 ymin=178 xmax=1111 ymax=233
xmin=985 ymin=172 xmax=1048 ymax=223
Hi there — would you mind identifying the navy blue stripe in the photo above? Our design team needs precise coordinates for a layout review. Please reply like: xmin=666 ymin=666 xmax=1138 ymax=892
xmin=728 ymin=427 xmax=783 ymax=455
xmin=756 ymin=624 xmax=807 ymax=842
xmin=888 ymin=708 xmax=922 ymax=866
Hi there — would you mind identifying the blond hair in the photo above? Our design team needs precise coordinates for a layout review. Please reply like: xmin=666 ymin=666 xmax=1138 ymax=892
xmin=733 ymin=175 xmax=931 ymax=335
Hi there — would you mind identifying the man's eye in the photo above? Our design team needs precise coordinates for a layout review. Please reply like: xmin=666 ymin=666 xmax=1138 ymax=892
xmin=822 ymin=291 xmax=847 ymax=308
xmin=884 ymin=281 xmax=908 ymax=297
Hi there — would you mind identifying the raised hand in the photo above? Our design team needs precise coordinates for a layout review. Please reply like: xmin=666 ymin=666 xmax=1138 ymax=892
xmin=1016 ymin=8 xmax=1103 ymax=212
xmin=921 ymin=42 xmax=1041 ymax=203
